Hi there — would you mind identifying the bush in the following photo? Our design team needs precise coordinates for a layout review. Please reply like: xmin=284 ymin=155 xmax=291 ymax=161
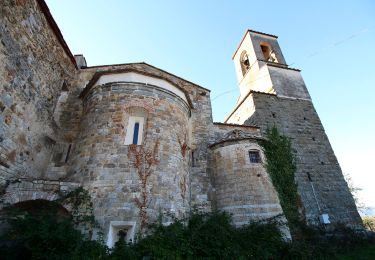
xmin=110 ymin=211 xmax=286 ymax=259
xmin=0 ymin=208 xmax=107 ymax=260
xmin=1 ymin=208 xmax=374 ymax=259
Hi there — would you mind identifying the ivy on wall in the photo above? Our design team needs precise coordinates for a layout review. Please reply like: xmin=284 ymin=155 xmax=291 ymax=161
xmin=57 ymin=187 xmax=97 ymax=237
xmin=1 ymin=187 xmax=373 ymax=258
xmin=260 ymin=127 xmax=300 ymax=233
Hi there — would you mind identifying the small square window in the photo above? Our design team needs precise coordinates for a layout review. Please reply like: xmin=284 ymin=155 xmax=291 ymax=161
xmin=249 ymin=150 xmax=261 ymax=163
xmin=107 ymin=221 xmax=136 ymax=248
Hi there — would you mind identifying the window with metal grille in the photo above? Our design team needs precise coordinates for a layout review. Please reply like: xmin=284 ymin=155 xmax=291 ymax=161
xmin=249 ymin=150 xmax=261 ymax=163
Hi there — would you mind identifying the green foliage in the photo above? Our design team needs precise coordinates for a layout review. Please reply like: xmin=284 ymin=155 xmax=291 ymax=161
xmin=0 ymin=157 xmax=372 ymax=260
xmin=0 ymin=209 xmax=107 ymax=260
xmin=0 ymin=187 xmax=104 ymax=259
xmin=284 ymin=224 xmax=375 ymax=259
xmin=109 ymin=212 xmax=375 ymax=259
xmin=259 ymin=127 xmax=375 ymax=258
xmin=261 ymin=126 xmax=300 ymax=231
xmin=363 ymin=217 xmax=375 ymax=231
xmin=109 ymin=211 xmax=286 ymax=259
xmin=1 ymin=209 xmax=285 ymax=259
xmin=57 ymin=186 xmax=96 ymax=227
xmin=1 ymin=208 xmax=374 ymax=259
xmin=336 ymin=243 xmax=375 ymax=260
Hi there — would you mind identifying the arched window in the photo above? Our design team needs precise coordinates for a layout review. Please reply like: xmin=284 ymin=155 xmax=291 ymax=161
xmin=260 ymin=43 xmax=278 ymax=63
xmin=125 ymin=116 xmax=144 ymax=145
xmin=132 ymin=122 xmax=140 ymax=144
xmin=124 ymin=107 xmax=148 ymax=145
xmin=240 ymin=50 xmax=250 ymax=76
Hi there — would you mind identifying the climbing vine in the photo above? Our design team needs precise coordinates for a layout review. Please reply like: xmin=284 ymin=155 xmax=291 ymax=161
xmin=57 ymin=186 xmax=97 ymax=237
xmin=128 ymin=140 xmax=160 ymax=231
xmin=177 ymin=132 xmax=189 ymax=202
xmin=177 ymin=132 xmax=189 ymax=158
xmin=260 ymin=126 xmax=301 ymax=233
xmin=179 ymin=174 xmax=187 ymax=202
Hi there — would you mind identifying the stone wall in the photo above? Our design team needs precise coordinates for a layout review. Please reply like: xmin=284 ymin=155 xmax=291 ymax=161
xmin=0 ymin=0 xmax=77 ymax=189
xmin=241 ymin=92 xmax=362 ymax=227
xmin=65 ymin=74 xmax=211 ymax=234
xmin=76 ymin=63 xmax=214 ymax=212
xmin=1 ymin=0 xmax=362 ymax=241
xmin=268 ymin=65 xmax=311 ymax=100
xmin=210 ymin=139 xmax=284 ymax=226
xmin=0 ymin=179 xmax=80 ymax=208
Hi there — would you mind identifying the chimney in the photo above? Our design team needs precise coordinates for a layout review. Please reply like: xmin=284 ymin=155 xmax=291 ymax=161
xmin=74 ymin=54 xmax=87 ymax=69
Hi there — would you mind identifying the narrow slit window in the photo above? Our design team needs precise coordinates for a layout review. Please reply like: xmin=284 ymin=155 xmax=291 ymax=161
xmin=124 ymin=116 xmax=144 ymax=145
xmin=249 ymin=150 xmax=261 ymax=163
xmin=191 ymin=150 xmax=196 ymax=167
xmin=65 ymin=144 xmax=72 ymax=163
xmin=132 ymin=122 xmax=140 ymax=145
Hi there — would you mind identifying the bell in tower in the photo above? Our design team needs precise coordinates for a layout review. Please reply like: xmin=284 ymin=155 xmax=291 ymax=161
xmin=240 ymin=51 xmax=250 ymax=75
xmin=232 ymin=29 xmax=310 ymax=103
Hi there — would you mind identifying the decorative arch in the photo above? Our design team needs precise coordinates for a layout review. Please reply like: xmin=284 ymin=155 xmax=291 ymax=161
xmin=240 ymin=50 xmax=250 ymax=76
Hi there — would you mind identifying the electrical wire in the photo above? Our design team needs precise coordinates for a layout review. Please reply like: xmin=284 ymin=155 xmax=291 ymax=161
xmin=212 ymin=27 xmax=371 ymax=102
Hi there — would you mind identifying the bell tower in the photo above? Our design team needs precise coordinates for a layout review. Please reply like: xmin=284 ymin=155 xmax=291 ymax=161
xmin=226 ymin=30 xmax=363 ymax=228
xmin=233 ymin=30 xmax=310 ymax=104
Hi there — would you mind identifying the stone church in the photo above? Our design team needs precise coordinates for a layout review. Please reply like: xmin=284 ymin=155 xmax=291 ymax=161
xmin=0 ymin=0 xmax=362 ymax=246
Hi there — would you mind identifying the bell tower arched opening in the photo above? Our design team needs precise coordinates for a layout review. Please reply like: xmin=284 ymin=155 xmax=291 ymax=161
xmin=260 ymin=42 xmax=278 ymax=63
xmin=240 ymin=50 xmax=250 ymax=76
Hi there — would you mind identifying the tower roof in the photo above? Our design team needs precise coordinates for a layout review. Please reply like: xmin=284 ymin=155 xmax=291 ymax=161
xmin=232 ymin=29 xmax=278 ymax=59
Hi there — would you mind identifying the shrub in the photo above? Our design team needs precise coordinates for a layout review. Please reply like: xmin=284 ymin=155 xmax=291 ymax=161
xmin=110 ymin=211 xmax=286 ymax=259
xmin=1 ymin=207 xmax=373 ymax=259
xmin=0 ymin=208 xmax=107 ymax=260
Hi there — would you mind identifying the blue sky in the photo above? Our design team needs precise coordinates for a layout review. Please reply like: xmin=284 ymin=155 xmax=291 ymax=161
xmin=46 ymin=0 xmax=375 ymax=211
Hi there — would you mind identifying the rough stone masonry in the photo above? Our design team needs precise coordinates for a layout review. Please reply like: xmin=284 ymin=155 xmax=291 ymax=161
xmin=0 ymin=0 xmax=362 ymax=245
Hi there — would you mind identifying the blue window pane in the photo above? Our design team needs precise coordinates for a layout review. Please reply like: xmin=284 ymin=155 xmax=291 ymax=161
xmin=133 ymin=122 xmax=140 ymax=144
